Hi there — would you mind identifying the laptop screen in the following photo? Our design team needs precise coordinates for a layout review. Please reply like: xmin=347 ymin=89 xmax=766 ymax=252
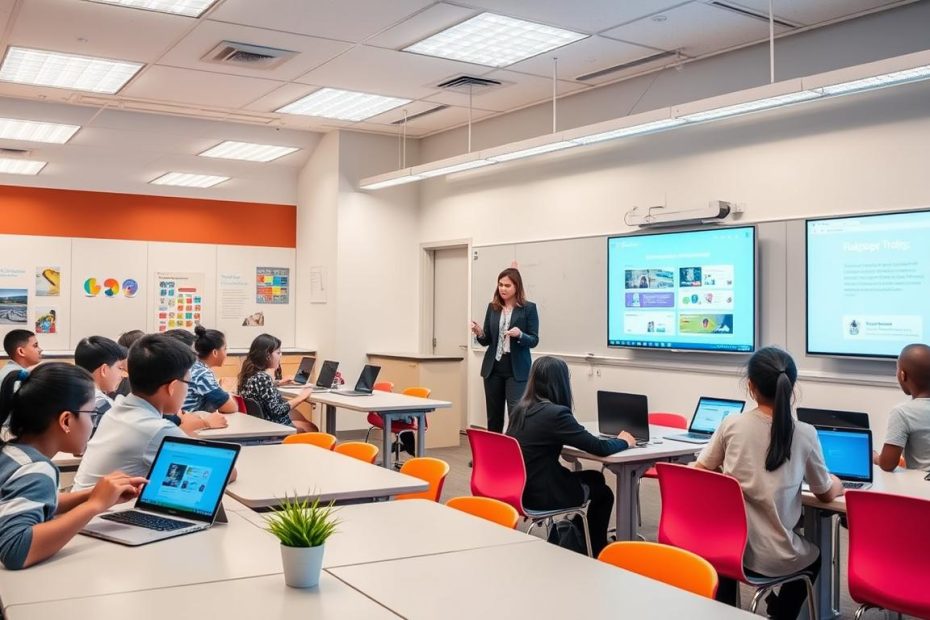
xmin=597 ymin=391 xmax=649 ymax=441
xmin=355 ymin=364 xmax=381 ymax=392
xmin=690 ymin=397 xmax=745 ymax=434
xmin=815 ymin=428 xmax=872 ymax=482
xmin=797 ymin=407 xmax=869 ymax=429
xmin=136 ymin=438 xmax=239 ymax=522
xmin=316 ymin=360 xmax=338 ymax=388
xmin=293 ymin=357 xmax=316 ymax=385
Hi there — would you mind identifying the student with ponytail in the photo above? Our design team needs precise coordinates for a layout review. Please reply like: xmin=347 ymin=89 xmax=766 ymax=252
xmin=695 ymin=347 xmax=843 ymax=619
xmin=0 ymin=364 xmax=146 ymax=569
xmin=183 ymin=325 xmax=238 ymax=413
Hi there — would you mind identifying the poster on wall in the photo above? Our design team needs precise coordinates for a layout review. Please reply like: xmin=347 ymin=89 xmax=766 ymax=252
xmin=35 ymin=267 xmax=60 ymax=296
xmin=155 ymin=272 xmax=204 ymax=332
xmin=256 ymin=267 xmax=289 ymax=304
xmin=35 ymin=308 xmax=57 ymax=334
xmin=0 ymin=288 xmax=28 ymax=325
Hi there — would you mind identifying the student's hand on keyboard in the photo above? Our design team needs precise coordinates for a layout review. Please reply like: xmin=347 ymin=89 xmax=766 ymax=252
xmin=87 ymin=472 xmax=148 ymax=512
xmin=617 ymin=430 xmax=637 ymax=446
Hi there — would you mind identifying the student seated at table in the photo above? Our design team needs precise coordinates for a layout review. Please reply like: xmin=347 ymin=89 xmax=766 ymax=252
xmin=74 ymin=336 xmax=127 ymax=431
xmin=506 ymin=356 xmax=635 ymax=556
xmin=0 ymin=329 xmax=42 ymax=384
xmin=695 ymin=346 xmax=842 ymax=620
xmin=72 ymin=334 xmax=234 ymax=490
xmin=112 ymin=330 xmax=145 ymax=397
xmin=183 ymin=325 xmax=238 ymax=414
xmin=237 ymin=334 xmax=315 ymax=432
xmin=874 ymin=343 xmax=930 ymax=472
xmin=0 ymin=364 xmax=145 ymax=569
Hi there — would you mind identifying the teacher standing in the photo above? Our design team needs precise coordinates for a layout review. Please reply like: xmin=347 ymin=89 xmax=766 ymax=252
xmin=470 ymin=267 xmax=539 ymax=433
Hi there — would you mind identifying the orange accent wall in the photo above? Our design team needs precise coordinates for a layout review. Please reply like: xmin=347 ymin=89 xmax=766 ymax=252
xmin=0 ymin=185 xmax=296 ymax=247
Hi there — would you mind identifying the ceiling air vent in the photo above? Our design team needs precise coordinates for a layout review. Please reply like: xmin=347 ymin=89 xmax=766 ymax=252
xmin=390 ymin=105 xmax=449 ymax=125
xmin=0 ymin=148 xmax=31 ymax=157
xmin=576 ymin=50 xmax=679 ymax=81
xmin=437 ymin=75 xmax=502 ymax=93
xmin=202 ymin=41 xmax=298 ymax=70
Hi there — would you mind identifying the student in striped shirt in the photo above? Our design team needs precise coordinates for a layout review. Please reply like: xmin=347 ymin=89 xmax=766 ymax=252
xmin=183 ymin=326 xmax=238 ymax=414
xmin=0 ymin=364 xmax=145 ymax=569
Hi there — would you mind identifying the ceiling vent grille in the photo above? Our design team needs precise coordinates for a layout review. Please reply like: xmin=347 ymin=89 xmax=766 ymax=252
xmin=390 ymin=105 xmax=449 ymax=125
xmin=576 ymin=50 xmax=679 ymax=81
xmin=709 ymin=2 xmax=799 ymax=28
xmin=437 ymin=75 xmax=502 ymax=93
xmin=0 ymin=148 xmax=31 ymax=157
xmin=202 ymin=41 xmax=298 ymax=70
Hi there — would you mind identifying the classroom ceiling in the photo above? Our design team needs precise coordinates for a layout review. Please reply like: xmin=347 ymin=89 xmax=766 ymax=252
xmin=0 ymin=0 xmax=913 ymax=201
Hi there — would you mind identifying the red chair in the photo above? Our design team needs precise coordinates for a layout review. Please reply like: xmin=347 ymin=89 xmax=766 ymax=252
xmin=634 ymin=413 xmax=688 ymax=534
xmin=231 ymin=394 xmax=247 ymax=414
xmin=467 ymin=428 xmax=593 ymax=557
xmin=846 ymin=490 xmax=930 ymax=619
xmin=365 ymin=386 xmax=429 ymax=465
xmin=655 ymin=463 xmax=816 ymax=618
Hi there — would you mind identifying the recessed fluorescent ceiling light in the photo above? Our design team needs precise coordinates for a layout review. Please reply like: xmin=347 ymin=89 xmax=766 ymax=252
xmin=0 ymin=47 xmax=142 ymax=94
xmin=276 ymin=88 xmax=410 ymax=121
xmin=819 ymin=65 xmax=930 ymax=96
xmin=418 ymin=159 xmax=493 ymax=178
xmin=360 ymin=174 xmax=423 ymax=190
xmin=0 ymin=118 xmax=80 ymax=143
xmin=0 ymin=158 xmax=46 ymax=175
xmin=573 ymin=119 xmax=687 ymax=144
xmin=488 ymin=141 xmax=577 ymax=163
xmin=150 ymin=172 xmax=229 ymax=188
xmin=199 ymin=141 xmax=299 ymax=162
xmin=679 ymin=91 xmax=821 ymax=122
xmin=404 ymin=12 xmax=587 ymax=68
xmin=85 ymin=0 xmax=218 ymax=17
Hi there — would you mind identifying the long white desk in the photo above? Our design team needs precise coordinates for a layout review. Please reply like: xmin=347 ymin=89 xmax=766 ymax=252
xmin=195 ymin=412 xmax=295 ymax=443
xmin=329 ymin=538 xmax=757 ymax=620
xmin=562 ymin=422 xmax=702 ymax=540
xmin=224 ymin=444 xmax=428 ymax=508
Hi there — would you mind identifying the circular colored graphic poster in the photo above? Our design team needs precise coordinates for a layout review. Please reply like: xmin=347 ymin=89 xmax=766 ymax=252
xmin=122 ymin=278 xmax=139 ymax=298
xmin=83 ymin=278 xmax=101 ymax=297
xmin=103 ymin=278 xmax=120 ymax=297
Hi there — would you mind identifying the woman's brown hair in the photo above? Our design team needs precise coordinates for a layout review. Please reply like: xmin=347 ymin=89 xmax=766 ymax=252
xmin=237 ymin=333 xmax=281 ymax=392
xmin=491 ymin=267 xmax=526 ymax=312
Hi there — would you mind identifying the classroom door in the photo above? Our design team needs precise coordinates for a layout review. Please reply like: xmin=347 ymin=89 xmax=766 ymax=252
xmin=431 ymin=246 xmax=468 ymax=430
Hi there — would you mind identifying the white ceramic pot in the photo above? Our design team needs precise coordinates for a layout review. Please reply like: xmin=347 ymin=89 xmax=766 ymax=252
xmin=280 ymin=543 xmax=325 ymax=588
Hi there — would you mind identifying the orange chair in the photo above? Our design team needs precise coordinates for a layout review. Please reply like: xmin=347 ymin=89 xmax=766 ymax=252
xmin=446 ymin=496 xmax=519 ymax=529
xmin=283 ymin=432 xmax=337 ymax=450
xmin=334 ymin=441 xmax=379 ymax=464
xmin=395 ymin=457 xmax=449 ymax=502
xmin=373 ymin=381 xmax=395 ymax=393
xmin=366 ymin=386 xmax=432 ymax=464
xmin=598 ymin=541 xmax=719 ymax=599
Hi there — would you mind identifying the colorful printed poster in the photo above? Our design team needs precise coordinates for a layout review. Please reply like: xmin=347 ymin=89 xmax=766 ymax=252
xmin=35 ymin=267 xmax=60 ymax=296
xmin=256 ymin=267 xmax=289 ymax=304
xmin=0 ymin=288 xmax=27 ymax=325
xmin=35 ymin=308 xmax=57 ymax=334
xmin=155 ymin=272 xmax=204 ymax=332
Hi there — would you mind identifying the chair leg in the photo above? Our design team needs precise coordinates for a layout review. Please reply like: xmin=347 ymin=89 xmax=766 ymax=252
xmin=802 ymin=575 xmax=817 ymax=620
xmin=749 ymin=586 xmax=770 ymax=614
xmin=832 ymin=515 xmax=841 ymax=612
xmin=364 ymin=426 xmax=374 ymax=444
xmin=853 ymin=604 xmax=873 ymax=619
xmin=576 ymin=510 xmax=594 ymax=558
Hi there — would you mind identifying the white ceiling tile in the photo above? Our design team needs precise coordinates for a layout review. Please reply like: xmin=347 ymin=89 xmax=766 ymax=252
xmin=367 ymin=3 xmax=478 ymax=50
xmin=295 ymin=45 xmax=488 ymax=100
xmin=121 ymin=65 xmax=282 ymax=108
xmin=602 ymin=2 xmax=791 ymax=57
xmin=242 ymin=83 xmax=318 ymax=112
xmin=426 ymin=70 xmax=589 ymax=113
xmin=9 ymin=0 xmax=193 ymax=62
xmin=723 ymin=0 xmax=905 ymax=27
xmin=208 ymin=0 xmax=434 ymax=43
xmin=157 ymin=20 xmax=351 ymax=81
xmin=507 ymin=35 xmax=665 ymax=83
xmin=452 ymin=0 xmax=692 ymax=33
xmin=360 ymin=100 xmax=496 ymax=134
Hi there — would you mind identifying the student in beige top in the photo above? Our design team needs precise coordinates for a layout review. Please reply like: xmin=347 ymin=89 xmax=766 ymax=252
xmin=695 ymin=347 xmax=842 ymax=620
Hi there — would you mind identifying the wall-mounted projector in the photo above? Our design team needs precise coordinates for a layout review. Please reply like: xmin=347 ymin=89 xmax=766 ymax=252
xmin=626 ymin=201 xmax=741 ymax=228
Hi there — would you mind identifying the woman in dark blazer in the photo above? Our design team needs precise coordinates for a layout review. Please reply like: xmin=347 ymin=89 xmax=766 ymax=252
xmin=470 ymin=267 xmax=539 ymax=433
xmin=507 ymin=356 xmax=635 ymax=556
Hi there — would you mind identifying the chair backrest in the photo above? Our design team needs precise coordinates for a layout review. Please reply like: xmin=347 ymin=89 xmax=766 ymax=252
xmin=402 ymin=386 xmax=431 ymax=398
xmin=846 ymin=490 xmax=930 ymax=617
xmin=466 ymin=428 xmax=528 ymax=516
xmin=598 ymin=541 xmax=719 ymax=599
xmin=283 ymin=432 xmax=337 ymax=450
xmin=231 ymin=394 xmax=246 ymax=414
xmin=649 ymin=412 xmax=688 ymax=429
xmin=395 ymin=457 xmax=450 ymax=501
xmin=241 ymin=396 xmax=265 ymax=419
xmin=655 ymin=463 xmax=748 ymax=581
xmin=373 ymin=381 xmax=394 ymax=392
xmin=334 ymin=441 xmax=379 ymax=464
xmin=446 ymin=496 xmax=519 ymax=529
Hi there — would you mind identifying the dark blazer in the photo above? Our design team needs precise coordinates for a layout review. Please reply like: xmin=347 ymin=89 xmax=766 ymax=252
xmin=507 ymin=401 xmax=628 ymax=510
xmin=476 ymin=301 xmax=539 ymax=381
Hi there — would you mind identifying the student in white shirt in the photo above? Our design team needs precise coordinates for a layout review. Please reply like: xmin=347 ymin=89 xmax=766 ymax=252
xmin=73 ymin=336 xmax=127 ymax=431
xmin=695 ymin=346 xmax=842 ymax=620
xmin=0 ymin=330 xmax=42 ymax=384
xmin=875 ymin=343 xmax=930 ymax=471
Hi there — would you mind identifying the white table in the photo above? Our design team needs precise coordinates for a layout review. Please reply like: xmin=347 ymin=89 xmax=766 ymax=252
xmin=802 ymin=467 xmax=930 ymax=620
xmin=52 ymin=452 xmax=81 ymax=472
xmin=195 ymin=412 xmax=295 ymax=444
xmin=562 ymin=423 xmax=703 ymax=541
xmin=224 ymin=444 xmax=428 ymax=508
xmin=329 ymin=537 xmax=757 ymax=620
xmin=236 ymin=499 xmax=541 ymax=568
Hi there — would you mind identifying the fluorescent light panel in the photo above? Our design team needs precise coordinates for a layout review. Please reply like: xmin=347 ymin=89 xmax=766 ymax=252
xmin=679 ymin=90 xmax=821 ymax=123
xmin=404 ymin=12 xmax=587 ymax=68
xmin=0 ymin=158 xmax=46 ymax=175
xmin=84 ymin=0 xmax=218 ymax=17
xmin=0 ymin=118 xmax=80 ymax=144
xmin=0 ymin=47 xmax=142 ymax=94
xmin=418 ymin=159 xmax=493 ymax=178
xmin=820 ymin=64 xmax=930 ymax=95
xmin=199 ymin=141 xmax=299 ymax=162
xmin=276 ymin=88 xmax=410 ymax=121
xmin=488 ymin=141 xmax=576 ymax=163
xmin=150 ymin=172 xmax=228 ymax=188
xmin=573 ymin=118 xmax=687 ymax=144
xmin=360 ymin=174 xmax=422 ymax=190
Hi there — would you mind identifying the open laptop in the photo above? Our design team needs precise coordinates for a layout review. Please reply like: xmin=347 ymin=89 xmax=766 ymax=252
xmin=596 ymin=391 xmax=649 ymax=446
xmin=808 ymin=427 xmax=873 ymax=490
xmin=292 ymin=356 xmax=316 ymax=385
xmin=665 ymin=397 xmax=746 ymax=444
xmin=310 ymin=360 xmax=339 ymax=392
xmin=797 ymin=407 xmax=870 ymax=429
xmin=81 ymin=436 xmax=239 ymax=546
xmin=339 ymin=364 xmax=381 ymax=397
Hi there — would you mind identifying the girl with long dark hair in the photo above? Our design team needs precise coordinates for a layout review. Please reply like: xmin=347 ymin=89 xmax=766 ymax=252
xmin=237 ymin=334 xmax=314 ymax=431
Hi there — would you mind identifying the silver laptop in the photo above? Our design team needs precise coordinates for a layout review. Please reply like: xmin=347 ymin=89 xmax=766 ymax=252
xmin=310 ymin=360 xmax=339 ymax=392
xmin=665 ymin=397 xmax=745 ymax=444
xmin=339 ymin=364 xmax=381 ymax=397
xmin=81 ymin=436 xmax=239 ymax=546
xmin=292 ymin=356 xmax=316 ymax=385
xmin=806 ymin=427 xmax=873 ymax=490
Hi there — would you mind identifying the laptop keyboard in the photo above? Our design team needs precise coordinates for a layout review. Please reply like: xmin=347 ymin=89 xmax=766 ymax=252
xmin=842 ymin=481 xmax=867 ymax=489
xmin=100 ymin=511 xmax=192 ymax=531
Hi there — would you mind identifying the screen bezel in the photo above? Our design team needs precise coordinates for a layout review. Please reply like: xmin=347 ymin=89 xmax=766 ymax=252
xmin=797 ymin=407 xmax=870 ymax=429
xmin=805 ymin=208 xmax=930 ymax=360
xmin=814 ymin=426 xmax=873 ymax=482
xmin=606 ymin=224 xmax=758 ymax=354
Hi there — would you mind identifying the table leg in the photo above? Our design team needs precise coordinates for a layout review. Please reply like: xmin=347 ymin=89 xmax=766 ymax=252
xmin=416 ymin=413 xmax=426 ymax=457
xmin=324 ymin=404 xmax=336 ymax=435
xmin=803 ymin=506 xmax=839 ymax=620
xmin=606 ymin=462 xmax=650 ymax=541
xmin=381 ymin=412 xmax=395 ymax=470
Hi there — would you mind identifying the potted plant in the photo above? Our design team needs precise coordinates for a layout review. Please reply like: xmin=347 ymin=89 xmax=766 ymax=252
xmin=265 ymin=494 xmax=340 ymax=588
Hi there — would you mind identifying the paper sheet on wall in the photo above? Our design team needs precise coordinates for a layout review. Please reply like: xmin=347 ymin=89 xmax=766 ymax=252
xmin=155 ymin=272 xmax=204 ymax=332
xmin=310 ymin=266 xmax=326 ymax=304
xmin=219 ymin=272 xmax=264 ymax=326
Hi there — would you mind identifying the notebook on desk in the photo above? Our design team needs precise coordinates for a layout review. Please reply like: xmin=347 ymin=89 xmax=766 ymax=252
xmin=805 ymin=427 xmax=873 ymax=491
xmin=596 ymin=391 xmax=649 ymax=446
xmin=81 ymin=436 xmax=239 ymax=546
xmin=664 ymin=397 xmax=746 ymax=444
xmin=310 ymin=360 xmax=339 ymax=392
xmin=338 ymin=364 xmax=381 ymax=397
xmin=292 ymin=356 xmax=316 ymax=385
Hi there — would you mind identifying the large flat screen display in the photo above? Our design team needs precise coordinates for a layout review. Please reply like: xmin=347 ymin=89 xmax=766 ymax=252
xmin=607 ymin=226 xmax=757 ymax=353
xmin=807 ymin=210 xmax=930 ymax=358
